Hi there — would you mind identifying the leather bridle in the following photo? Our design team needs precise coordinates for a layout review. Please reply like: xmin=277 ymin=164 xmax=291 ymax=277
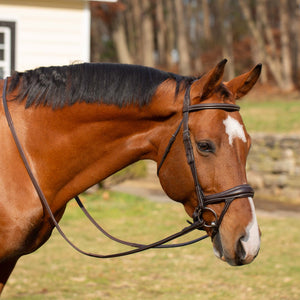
xmin=157 ymin=85 xmax=255 ymax=237
xmin=2 ymin=78 xmax=254 ymax=258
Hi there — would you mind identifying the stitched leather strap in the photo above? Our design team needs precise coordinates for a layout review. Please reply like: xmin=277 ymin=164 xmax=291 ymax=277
xmin=203 ymin=184 xmax=254 ymax=205
xmin=187 ymin=103 xmax=240 ymax=113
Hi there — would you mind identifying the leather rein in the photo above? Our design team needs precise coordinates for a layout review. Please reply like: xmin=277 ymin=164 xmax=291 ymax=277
xmin=2 ymin=78 xmax=254 ymax=258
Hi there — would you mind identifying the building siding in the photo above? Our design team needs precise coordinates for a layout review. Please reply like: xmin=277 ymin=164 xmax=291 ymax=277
xmin=0 ymin=0 xmax=90 ymax=73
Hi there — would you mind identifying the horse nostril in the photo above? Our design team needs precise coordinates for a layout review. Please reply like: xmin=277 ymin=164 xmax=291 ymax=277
xmin=236 ymin=238 xmax=246 ymax=264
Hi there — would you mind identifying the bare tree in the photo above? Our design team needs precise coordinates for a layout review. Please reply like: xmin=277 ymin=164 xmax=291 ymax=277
xmin=112 ymin=12 xmax=133 ymax=64
xmin=131 ymin=0 xmax=143 ymax=64
xmin=174 ymin=0 xmax=191 ymax=74
xmin=280 ymin=0 xmax=294 ymax=90
xmin=238 ymin=0 xmax=295 ymax=90
xmin=90 ymin=0 xmax=300 ymax=91
xmin=156 ymin=1 xmax=167 ymax=66
xmin=218 ymin=0 xmax=235 ymax=80
xmin=141 ymin=0 xmax=155 ymax=67
xmin=165 ymin=0 xmax=176 ymax=69
xmin=253 ymin=0 xmax=268 ymax=83
xmin=297 ymin=0 xmax=300 ymax=83
xmin=202 ymin=0 xmax=212 ymax=41
xmin=238 ymin=0 xmax=275 ymax=82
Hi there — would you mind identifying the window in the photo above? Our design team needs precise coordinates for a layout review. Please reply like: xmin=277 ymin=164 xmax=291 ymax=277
xmin=0 ymin=21 xmax=15 ymax=79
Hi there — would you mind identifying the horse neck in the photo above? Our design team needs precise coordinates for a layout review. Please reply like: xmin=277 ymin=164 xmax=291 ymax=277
xmin=15 ymin=92 xmax=180 ymax=206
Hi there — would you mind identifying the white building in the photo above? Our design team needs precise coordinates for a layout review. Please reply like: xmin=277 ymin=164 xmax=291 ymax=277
xmin=0 ymin=0 xmax=116 ymax=78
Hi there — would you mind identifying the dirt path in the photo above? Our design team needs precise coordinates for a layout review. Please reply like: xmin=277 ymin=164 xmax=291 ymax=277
xmin=110 ymin=177 xmax=300 ymax=219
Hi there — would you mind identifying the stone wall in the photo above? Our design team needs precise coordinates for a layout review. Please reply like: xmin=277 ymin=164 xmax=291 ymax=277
xmin=247 ymin=134 xmax=300 ymax=203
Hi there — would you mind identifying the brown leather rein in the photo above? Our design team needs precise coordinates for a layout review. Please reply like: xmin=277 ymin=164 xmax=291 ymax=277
xmin=2 ymin=78 xmax=254 ymax=258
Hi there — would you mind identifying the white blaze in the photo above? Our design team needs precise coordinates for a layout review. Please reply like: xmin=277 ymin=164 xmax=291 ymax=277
xmin=222 ymin=116 xmax=260 ymax=262
xmin=240 ymin=197 xmax=261 ymax=260
xmin=223 ymin=116 xmax=246 ymax=146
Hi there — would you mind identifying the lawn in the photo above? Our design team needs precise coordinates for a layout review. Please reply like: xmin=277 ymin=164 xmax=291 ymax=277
xmin=3 ymin=190 xmax=300 ymax=300
xmin=240 ymin=96 xmax=300 ymax=133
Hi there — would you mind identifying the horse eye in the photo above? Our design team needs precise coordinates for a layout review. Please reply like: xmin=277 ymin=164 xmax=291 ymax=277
xmin=197 ymin=141 xmax=215 ymax=153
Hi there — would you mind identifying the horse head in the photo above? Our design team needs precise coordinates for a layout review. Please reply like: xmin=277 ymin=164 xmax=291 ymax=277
xmin=157 ymin=60 xmax=261 ymax=266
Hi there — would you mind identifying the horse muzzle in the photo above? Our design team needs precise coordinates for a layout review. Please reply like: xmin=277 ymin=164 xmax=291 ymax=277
xmin=212 ymin=197 xmax=261 ymax=266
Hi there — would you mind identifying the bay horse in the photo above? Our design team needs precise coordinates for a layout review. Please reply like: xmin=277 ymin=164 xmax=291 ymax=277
xmin=0 ymin=60 xmax=261 ymax=294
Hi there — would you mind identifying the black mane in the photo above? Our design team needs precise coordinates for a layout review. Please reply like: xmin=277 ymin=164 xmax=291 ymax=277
xmin=9 ymin=63 xmax=194 ymax=109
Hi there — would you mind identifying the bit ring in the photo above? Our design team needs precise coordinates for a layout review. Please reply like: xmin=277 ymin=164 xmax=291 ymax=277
xmin=196 ymin=207 xmax=218 ymax=228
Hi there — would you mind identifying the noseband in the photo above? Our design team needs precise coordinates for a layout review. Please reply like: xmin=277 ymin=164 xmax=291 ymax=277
xmin=2 ymin=78 xmax=254 ymax=258
xmin=157 ymin=85 xmax=254 ymax=236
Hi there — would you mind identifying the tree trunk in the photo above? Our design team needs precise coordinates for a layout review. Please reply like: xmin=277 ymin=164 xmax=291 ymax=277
xmin=132 ymin=0 xmax=143 ymax=64
xmin=174 ymin=0 xmax=191 ymax=75
xmin=218 ymin=0 xmax=235 ymax=80
xmin=239 ymin=0 xmax=283 ymax=88
xmin=112 ymin=13 xmax=133 ymax=64
xmin=156 ymin=0 xmax=167 ymax=66
xmin=289 ymin=0 xmax=299 ymax=86
xmin=141 ymin=0 xmax=155 ymax=67
xmin=254 ymin=0 xmax=267 ymax=83
xmin=165 ymin=0 xmax=176 ymax=69
xmin=297 ymin=0 xmax=300 ymax=83
xmin=125 ymin=1 xmax=136 ymax=58
xmin=202 ymin=0 xmax=212 ymax=41
xmin=279 ymin=0 xmax=294 ymax=90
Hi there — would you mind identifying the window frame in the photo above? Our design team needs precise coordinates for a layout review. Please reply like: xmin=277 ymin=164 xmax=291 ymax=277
xmin=0 ymin=21 xmax=15 ymax=78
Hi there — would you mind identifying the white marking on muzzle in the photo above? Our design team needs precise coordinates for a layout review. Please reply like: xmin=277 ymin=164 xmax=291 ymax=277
xmin=240 ymin=197 xmax=260 ymax=260
xmin=223 ymin=116 xmax=246 ymax=146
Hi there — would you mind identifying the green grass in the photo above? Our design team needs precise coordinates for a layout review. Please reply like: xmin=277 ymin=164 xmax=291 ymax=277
xmin=240 ymin=97 xmax=300 ymax=133
xmin=3 ymin=190 xmax=300 ymax=300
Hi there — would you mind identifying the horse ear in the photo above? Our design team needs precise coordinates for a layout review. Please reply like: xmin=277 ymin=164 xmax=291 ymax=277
xmin=191 ymin=59 xmax=227 ymax=101
xmin=225 ymin=64 xmax=262 ymax=99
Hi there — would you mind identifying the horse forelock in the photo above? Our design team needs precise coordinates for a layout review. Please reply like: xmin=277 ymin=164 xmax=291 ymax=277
xmin=8 ymin=63 xmax=195 ymax=109
xmin=215 ymin=84 xmax=232 ymax=99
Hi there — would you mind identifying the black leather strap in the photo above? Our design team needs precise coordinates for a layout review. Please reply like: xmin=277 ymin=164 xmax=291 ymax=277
xmin=203 ymin=184 xmax=254 ymax=205
xmin=187 ymin=103 xmax=240 ymax=113
xmin=157 ymin=120 xmax=183 ymax=176
xmin=182 ymin=86 xmax=205 ymax=210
